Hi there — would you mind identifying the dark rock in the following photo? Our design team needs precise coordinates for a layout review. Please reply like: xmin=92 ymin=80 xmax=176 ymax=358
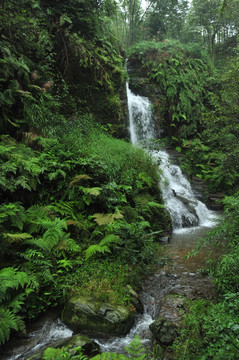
xmin=208 ymin=193 xmax=225 ymax=211
xmin=159 ymin=295 xmax=186 ymax=321
xmin=149 ymin=317 xmax=178 ymax=346
xmin=126 ymin=285 xmax=144 ymax=313
xmin=62 ymin=296 xmax=135 ymax=336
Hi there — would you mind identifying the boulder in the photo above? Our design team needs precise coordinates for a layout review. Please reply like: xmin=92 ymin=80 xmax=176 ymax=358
xmin=159 ymin=294 xmax=186 ymax=321
xmin=26 ymin=334 xmax=100 ymax=360
xmin=62 ymin=296 xmax=135 ymax=336
xmin=149 ymin=317 xmax=178 ymax=346
xmin=126 ymin=285 xmax=144 ymax=313
xmin=150 ymin=295 xmax=186 ymax=346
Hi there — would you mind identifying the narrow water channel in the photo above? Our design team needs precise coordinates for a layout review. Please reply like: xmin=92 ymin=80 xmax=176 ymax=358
xmin=1 ymin=84 xmax=220 ymax=360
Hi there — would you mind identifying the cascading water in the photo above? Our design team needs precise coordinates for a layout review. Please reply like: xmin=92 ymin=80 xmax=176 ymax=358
xmin=94 ymin=293 xmax=155 ymax=353
xmin=94 ymin=84 xmax=217 ymax=353
xmin=2 ymin=317 xmax=73 ymax=360
xmin=127 ymin=82 xmax=156 ymax=144
xmin=126 ymin=83 xmax=216 ymax=232
xmin=3 ymin=84 xmax=218 ymax=360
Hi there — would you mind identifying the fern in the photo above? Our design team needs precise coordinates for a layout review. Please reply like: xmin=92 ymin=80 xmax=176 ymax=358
xmin=43 ymin=345 xmax=88 ymax=360
xmin=69 ymin=174 xmax=93 ymax=188
xmin=54 ymin=232 xmax=82 ymax=257
xmin=48 ymin=201 xmax=78 ymax=220
xmin=85 ymin=234 xmax=121 ymax=260
xmin=0 ymin=308 xmax=25 ymax=345
xmin=24 ymin=218 xmax=67 ymax=252
xmin=0 ymin=267 xmax=31 ymax=303
xmin=91 ymin=336 xmax=146 ymax=360
xmin=85 ymin=244 xmax=111 ymax=260
xmin=0 ymin=267 xmax=35 ymax=345
xmin=92 ymin=212 xmax=124 ymax=225
xmin=4 ymin=232 xmax=32 ymax=243
xmin=0 ymin=202 xmax=25 ymax=230
xmin=92 ymin=354 xmax=127 ymax=360
xmin=125 ymin=335 xmax=146 ymax=359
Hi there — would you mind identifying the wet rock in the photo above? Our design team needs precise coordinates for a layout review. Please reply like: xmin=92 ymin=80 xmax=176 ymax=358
xmin=176 ymin=194 xmax=199 ymax=227
xmin=25 ymin=334 xmax=100 ymax=360
xmin=159 ymin=294 xmax=186 ymax=321
xmin=159 ymin=236 xmax=170 ymax=243
xmin=126 ymin=285 xmax=144 ymax=313
xmin=62 ymin=296 xmax=135 ymax=336
xmin=208 ymin=193 xmax=224 ymax=211
xmin=149 ymin=317 xmax=178 ymax=346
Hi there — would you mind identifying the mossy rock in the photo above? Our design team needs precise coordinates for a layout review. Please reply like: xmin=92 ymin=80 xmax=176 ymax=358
xmin=62 ymin=296 xmax=135 ymax=336
xmin=149 ymin=317 xmax=178 ymax=346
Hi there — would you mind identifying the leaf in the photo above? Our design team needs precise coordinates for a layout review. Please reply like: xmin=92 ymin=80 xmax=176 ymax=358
xmin=85 ymin=244 xmax=111 ymax=260
xmin=83 ymin=187 xmax=101 ymax=196
xmin=69 ymin=174 xmax=93 ymax=188
xmin=4 ymin=233 xmax=32 ymax=243
xmin=92 ymin=213 xmax=124 ymax=225
xmin=99 ymin=234 xmax=121 ymax=246
xmin=147 ymin=201 xmax=165 ymax=209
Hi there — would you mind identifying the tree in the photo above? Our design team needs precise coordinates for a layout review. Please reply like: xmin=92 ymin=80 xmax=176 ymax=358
xmin=187 ymin=0 xmax=239 ymax=62
xmin=143 ymin=0 xmax=189 ymax=41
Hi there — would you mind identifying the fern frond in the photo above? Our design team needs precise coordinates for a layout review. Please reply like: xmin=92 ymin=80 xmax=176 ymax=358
xmin=48 ymin=201 xmax=77 ymax=219
xmin=85 ymin=244 xmax=111 ymax=260
xmin=54 ymin=233 xmax=82 ymax=256
xmin=82 ymin=187 xmax=101 ymax=196
xmin=85 ymin=234 xmax=121 ymax=260
xmin=92 ymin=212 xmax=124 ymax=225
xmin=0 ymin=308 xmax=26 ymax=345
xmin=4 ymin=232 xmax=32 ymax=243
xmin=91 ymin=353 xmax=127 ymax=360
xmin=147 ymin=201 xmax=165 ymax=209
xmin=24 ymin=218 xmax=67 ymax=252
xmin=0 ymin=267 xmax=31 ymax=303
xmin=99 ymin=234 xmax=121 ymax=247
xmin=69 ymin=174 xmax=93 ymax=188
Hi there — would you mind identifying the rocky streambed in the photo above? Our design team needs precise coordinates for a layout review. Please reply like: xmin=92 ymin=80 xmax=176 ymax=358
xmin=1 ymin=223 xmax=222 ymax=360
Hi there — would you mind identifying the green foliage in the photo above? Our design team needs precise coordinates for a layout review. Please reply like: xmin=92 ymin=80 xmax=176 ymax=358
xmin=43 ymin=336 xmax=148 ymax=360
xmin=92 ymin=335 xmax=146 ymax=360
xmin=85 ymin=234 xmax=121 ymax=260
xmin=0 ymin=267 xmax=35 ymax=345
xmin=128 ymin=40 xmax=213 ymax=138
xmin=173 ymin=295 xmax=239 ymax=359
xmin=205 ymin=192 xmax=239 ymax=294
xmin=43 ymin=345 xmax=88 ymax=360
xmin=172 ymin=50 xmax=239 ymax=193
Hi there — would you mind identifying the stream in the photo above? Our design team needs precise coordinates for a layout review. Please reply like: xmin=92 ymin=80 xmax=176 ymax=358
xmin=1 ymin=85 xmax=220 ymax=360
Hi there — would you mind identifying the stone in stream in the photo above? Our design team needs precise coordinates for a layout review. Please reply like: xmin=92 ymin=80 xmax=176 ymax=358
xmin=126 ymin=284 xmax=144 ymax=313
xmin=150 ymin=318 xmax=178 ymax=346
xmin=25 ymin=334 xmax=100 ymax=360
xmin=149 ymin=295 xmax=186 ymax=346
xmin=62 ymin=295 xmax=135 ymax=336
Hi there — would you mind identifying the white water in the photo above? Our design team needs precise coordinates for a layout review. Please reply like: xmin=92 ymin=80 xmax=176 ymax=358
xmin=4 ymin=319 xmax=73 ymax=360
xmin=127 ymin=83 xmax=217 ymax=232
xmin=127 ymin=82 xmax=156 ymax=144
xmin=95 ymin=84 xmax=217 ymax=353
xmin=95 ymin=293 xmax=155 ymax=353
xmin=4 ymin=84 xmax=218 ymax=359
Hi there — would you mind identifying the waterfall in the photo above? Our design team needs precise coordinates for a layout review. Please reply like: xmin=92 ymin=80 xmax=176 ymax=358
xmin=126 ymin=83 xmax=216 ymax=232
xmin=4 ymin=83 xmax=217 ymax=360
xmin=127 ymin=82 xmax=156 ymax=144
